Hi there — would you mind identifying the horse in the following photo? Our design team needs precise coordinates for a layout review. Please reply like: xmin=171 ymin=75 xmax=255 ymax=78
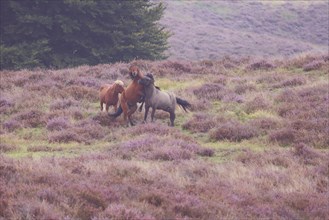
xmin=138 ymin=73 xmax=191 ymax=126
xmin=109 ymin=65 xmax=145 ymax=126
xmin=99 ymin=80 xmax=125 ymax=113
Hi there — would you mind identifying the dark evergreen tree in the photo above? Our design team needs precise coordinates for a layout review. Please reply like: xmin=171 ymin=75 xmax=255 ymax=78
xmin=0 ymin=0 xmax=170 ymax=69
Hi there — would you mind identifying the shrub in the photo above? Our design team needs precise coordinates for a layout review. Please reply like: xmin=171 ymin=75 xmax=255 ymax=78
xmin=64 ymin=85 xmax=98 ymax=101
xmin=249 ymin=117 xmax=280 ymax=133
xmin=48 ymin=130 xmax=81 ymax=143
xmin=234 ymin=84 xmax=256 ymax=94
xmin=49 ymin=99 xmax=79 ymax=110
xmin=160 ymin=61 xmax=192 ymax=73
xmin=246 ymin=60 xmax=274 ymax=71
xmin=0 ymin=97 xmax=14 ymax=114
xmin=110 ymin=136 xmax=213 ymax=161
xmin=193 ymin=83 xmax=229 ymax=101
xmin=92 ymin=112 xmax=118 ymax=127
xmin=188 ymin=99 xmax=211 ymax=111
xmin=2 ymin=119 xmax=21 ymax=132
xmin=94 ymin=204 xmax=154 ymax=220
xmin=12 ymin=109 xmax=46 ymax=128
xmin=182 ymin=113 xmax=218 ymax=133
xmin=269 ymin=128 xmax=297 ymax=146
xmin=210 ymin=120 xmax=259 ymax=142
xmin=71 ymin=123 xmax=106 ymax=143
xmin=244 ymin=96 xmax=270 ymax=113
xmin=0 ymin=143 xmax=18 ymax=152
xmin=46 ymin=117 xmax=71 ymax=131
xmin=293 ymin=143 xmax=323 ymax=165
xmin=303 ymin=60 xmax=324 ymax=71
xmin=27 ymin=145 xmax=63 ymax=152
xmin=272 ymin=77 xmax=306 ymax=88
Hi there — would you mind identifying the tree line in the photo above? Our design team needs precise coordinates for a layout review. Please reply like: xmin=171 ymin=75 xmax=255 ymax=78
xmin=0 ymin=0 xmax=170 ymax=70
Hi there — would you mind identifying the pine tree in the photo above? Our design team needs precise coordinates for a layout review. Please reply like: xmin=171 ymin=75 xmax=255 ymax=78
xmin=0 ymin=0 xmax=170 ymax=70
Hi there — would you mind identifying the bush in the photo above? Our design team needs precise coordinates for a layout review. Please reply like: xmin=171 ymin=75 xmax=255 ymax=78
xmin=49 ymin=99 xmax=79 ymax=110
xmin=272 ymin=77 xmax=306 ymax=88
xmin=46 ymin=117 xmax=71 ymax=131
xmin=303 ymin=60 xmax=324 ymax=71
xmin=210 ymin=120 xmax=259 ymax=142
xmin=193 ymin=83 xmax=229 ymax=101
xmin=246 ymin=60 xmax=274 ymax=71
xmin=0 ymin=143 xmax=18 ymax=152
xmin=182 ymin=113 xmax=219 ymax=133
xmin=48 ymin=130 xmax=81 ymax=143
xmin=12 ymin=109 xmax=46 ymax=128
xmin=269 ymin=128 xmax=297 ymax=146
xmin=244 ymin=96 xmax=269 ymax=113
xmin=2 ymin=119 xmax=21 ymax=132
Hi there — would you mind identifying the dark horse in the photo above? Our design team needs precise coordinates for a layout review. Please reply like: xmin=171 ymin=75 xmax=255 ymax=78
xmin=109 ymin=66 xmax=144 ymax=126
xmin=138 ymin=73 xmax=191 ymax=126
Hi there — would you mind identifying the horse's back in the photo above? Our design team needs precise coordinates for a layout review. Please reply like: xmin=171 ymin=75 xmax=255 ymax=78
xmin=153 ymin=90 xmax=176 ymax=111
xmin=99 ymin=84 xmax=114 ymax=101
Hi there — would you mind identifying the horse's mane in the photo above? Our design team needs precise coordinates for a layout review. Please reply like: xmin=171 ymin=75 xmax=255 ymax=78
xmin=145 ymin=73 xmax=154 ymax=80
xmin=114 ymin=80 xmax=124 ymax=87
xmin=145 ymin=73 xmax=161 ymax=90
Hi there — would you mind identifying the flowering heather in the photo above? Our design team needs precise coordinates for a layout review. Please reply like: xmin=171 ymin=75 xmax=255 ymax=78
xmin=0 ymin=97 xmax=14 ymax=114
xmin=46 ymin=117 xmax=71 ymax=131
xmin=210 ymin=120 xmax=259 ymax=142
xmin=193 ymin=83 xmax=229 ymax=101
xmin=244 ymin=95 xmax=270 ymax=113
xmin=272 ymin=76 xmax=307 ymax=88
xmin=63 ymin=85 xmax=98 ymax=102
xmin=275 ymin=84 xmax=329 ymax=147
xmin=246 ymin=60 xmax=275 ymax=71
xmin=269 ymin=128 xmax=297 ymax=146
xmin=49 ymin=99 xmax=79 ymax=110
xmin=182 ymin=113 xmax=219 ymax=133
xmin=2 ymin=119 xmax=21 ymax=132
xmin=303 ymin=60 xmax=325 ymax=71
xmin=1 ymin=55 xmax=328 ymax=219
xmin=0 ymin=143 xmax=17 ymax=152
xmin=110 ymin=135 xmax=213 ymax=161
xmin=11 ymin=109 xmax=46 ymax=128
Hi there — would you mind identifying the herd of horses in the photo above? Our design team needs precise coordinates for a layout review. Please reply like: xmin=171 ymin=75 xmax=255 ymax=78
xmin=99 ymin=65 xmax=191 ymax=127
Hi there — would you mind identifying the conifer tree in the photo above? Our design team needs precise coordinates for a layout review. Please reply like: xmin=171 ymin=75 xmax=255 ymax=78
xmin=0 ymin=0 xmax=170 ymax=69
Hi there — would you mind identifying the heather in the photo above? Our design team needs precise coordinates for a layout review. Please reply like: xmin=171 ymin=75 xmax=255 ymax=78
xmin=1 ymin=55 xmax=328 ymax=219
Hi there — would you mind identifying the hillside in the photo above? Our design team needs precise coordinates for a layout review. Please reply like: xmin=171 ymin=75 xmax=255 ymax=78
xmin=159 ymin=0 xmax=329 ymax=60
xmin=1 ymin=55 xmax=328 ymax=219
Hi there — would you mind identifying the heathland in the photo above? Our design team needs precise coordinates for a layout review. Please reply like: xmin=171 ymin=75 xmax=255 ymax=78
xmin=1 ymin=55 xmax=328 ymax=219
xmin=1 ymin=0 xmax=329 ymax=219
xmin=161 ymin=0 xmax=328 ymax=60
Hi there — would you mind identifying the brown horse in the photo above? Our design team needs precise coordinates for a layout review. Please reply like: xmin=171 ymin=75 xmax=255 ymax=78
xmin=99 ymin=80 xmax=125 ymax=113
xmin=109 ymin=66 xmax=144 ymax=126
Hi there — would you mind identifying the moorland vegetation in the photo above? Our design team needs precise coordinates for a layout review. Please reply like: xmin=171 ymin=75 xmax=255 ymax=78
xmin=1 ymin=54 xmax=328 ymax=219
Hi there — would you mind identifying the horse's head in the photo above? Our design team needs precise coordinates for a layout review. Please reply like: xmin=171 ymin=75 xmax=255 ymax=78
xmin=114 ymin=80 xmax=125 ymax=93
xmin=138 ymin=73 xmax=154 ymax=87
xmin=129 ymin=66 xmax=143 ymax=80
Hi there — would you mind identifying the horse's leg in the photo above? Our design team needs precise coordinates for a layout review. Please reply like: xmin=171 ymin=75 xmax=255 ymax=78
xmin=138 ymin=101 xmax=144 ymax=112
xmin=143 ymin=105 xmax=149 ymax=123
xmin=114 ymin=103 xmax=118 ymax=112
xmin=100 ymin=101 xmax=103 ymax=111
xmin=121 ymin=102 xmax=129 ymax=126
xmin=169 ymin=111 xmax=175 ymax=127
xmin=106 ymin=103 xmax=109 ymax=112
xmin=127 ymin=104 xmax=137 ymax=126
xmin=151 ymin=108 xmax=156 ymax=122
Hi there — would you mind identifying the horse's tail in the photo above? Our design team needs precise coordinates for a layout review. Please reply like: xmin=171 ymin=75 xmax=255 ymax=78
xmin=176 ymin=97 xmax=191 ymax=112
xmin=109 ymin=105 xmax=123 ymax=118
